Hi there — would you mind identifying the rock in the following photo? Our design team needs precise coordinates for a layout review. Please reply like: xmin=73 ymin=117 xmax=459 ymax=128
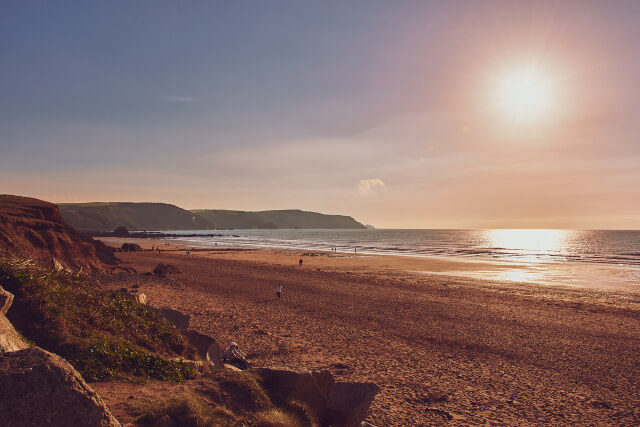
xmin=153 ymin=263 xmax=180 ymax=275
xmin=223 ymin=363 xmax=243 ymax=372
xmin=182 ymin=329 xmax=222 ymax=367
xmin=121 ymin=243 xmax=142 ymax=252
xmin=256 ymin=368 xmax=334 ymax=419
xmin=52 ymin=258 xmax=65 ymax=272
xmin=0 ymin=286 xmax=13 ymax=316
xmin=148 ymin=306 xmax=190 ymax=330
xmin=327 ymin=382 xmax=380 ymax=427
xmin=206 ymin=342 xmax=224 ymax=369
xmin=134 ymin=293 xmax=147 ymax=305
xmin=0 ymin=347 xmax=120 ymax=426
xmin=113 ymin=226 xmax=129 ymax=237
xmin=255 ymin=368 xmax=378 ymax=426
xmin=184 ymin=330 xmax=219 ymax=359
xmin=0 ymin=286 xmax=29 ymax=354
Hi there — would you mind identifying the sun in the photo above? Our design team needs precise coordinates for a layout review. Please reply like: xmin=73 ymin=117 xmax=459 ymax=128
xmin=495 ymin=66 xmax=555 ymax=122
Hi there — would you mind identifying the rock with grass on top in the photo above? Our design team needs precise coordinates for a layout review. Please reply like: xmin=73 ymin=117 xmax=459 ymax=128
xmin=153 ymin=263 xmax=180 ymax=275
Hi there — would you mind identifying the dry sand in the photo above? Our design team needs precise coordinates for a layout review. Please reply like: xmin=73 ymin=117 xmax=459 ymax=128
xmin=98 ymin=242 xmax=640 ymax=425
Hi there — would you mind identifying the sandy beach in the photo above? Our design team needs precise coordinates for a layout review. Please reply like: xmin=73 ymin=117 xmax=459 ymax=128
xmin=98 ymin=241 xmax=640 ymax=425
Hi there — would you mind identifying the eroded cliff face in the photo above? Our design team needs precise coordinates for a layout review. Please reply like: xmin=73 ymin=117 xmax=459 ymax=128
xmin=0 ymin=195 xmax=116 ymax=272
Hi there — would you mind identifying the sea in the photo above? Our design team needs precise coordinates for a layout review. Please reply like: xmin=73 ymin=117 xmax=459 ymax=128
xmin=156 ymin=229 xmax=640 ymax=288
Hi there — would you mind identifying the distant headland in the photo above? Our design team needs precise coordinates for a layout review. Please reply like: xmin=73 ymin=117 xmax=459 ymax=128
xmin=58 ymin=202 xmax=367 ymax=231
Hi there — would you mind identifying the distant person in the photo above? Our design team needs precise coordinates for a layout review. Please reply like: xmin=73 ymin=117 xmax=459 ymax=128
xmin=222 ymin=342 xmax=248 ymax=369
xmin=277 ymin=284 xmax=283 ymax=300
xmin=299 ymin=259 xmax=303 ymax=266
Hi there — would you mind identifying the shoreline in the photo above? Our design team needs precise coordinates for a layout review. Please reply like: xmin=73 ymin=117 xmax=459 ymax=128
xmin=101 ymin=236 xmax=640 ymax=292
xmin=96 ymin=245 xmax=640 ymax=425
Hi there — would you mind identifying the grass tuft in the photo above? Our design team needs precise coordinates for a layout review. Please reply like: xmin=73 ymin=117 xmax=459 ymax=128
xmin=252 ymin=408 xmax=304 ymax=427
xmin=136 ymin=393 xmax=240 ymax=427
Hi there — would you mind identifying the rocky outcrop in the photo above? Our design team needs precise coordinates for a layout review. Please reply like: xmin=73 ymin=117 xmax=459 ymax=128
xmin=0 ymin=286 xmax=13 ymax=315
xmin=149 ymin=306 xmax=190 ymax=330
xmin=255 ymin=367 xmax=379 ymax=427
xmin=0 ymin=195 xmax=116 ymax=271
xmin=153 ymin=263 xmax=180 ymax=275
xmin=0 ymin=347 xmax=120 ymax=426
xmin=181 ymin=329 xmax=223 ymax=369
xmin=327 ymin=382 xmax=380 ymax=427
xmin=121 ymin=243 xmax=142 ymax=252
xmin=112 ymin=226 xmax=129 ymax=237
xmin=0 ymin=286 xmax=29 ymax=354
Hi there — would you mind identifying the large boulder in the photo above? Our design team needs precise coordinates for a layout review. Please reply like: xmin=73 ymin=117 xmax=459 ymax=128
xmin=0 ymin=285 xmax=13 ymax=315
xmin=182 ymin=329 xmax=223 ymax=369
xmin=0 ymin=286 xmax=29 ymax=354
xmin=121 ymin=243 xmax=142 ymax=252
xmin=327 ymin=382 xmax=380 ymax=427
xmin=254 ymin=367 xmax=378 ymax=427
xmin=0 ymin=347 xmax=120 ymax=426
xmin=149 ymin=306 xmax=190 ymax=330
xmin=112 ymin=226 xmax=129 ymax=237
xmin=153 ymin=263 xmax=180 ymax=275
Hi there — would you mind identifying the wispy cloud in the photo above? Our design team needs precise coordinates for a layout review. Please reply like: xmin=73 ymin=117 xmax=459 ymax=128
xmin=357 ymin=178 xmax=386 ymax=194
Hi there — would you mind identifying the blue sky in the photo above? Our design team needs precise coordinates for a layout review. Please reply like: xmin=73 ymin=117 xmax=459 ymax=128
xmin=2 ymin=1 xmax=640 ymax=228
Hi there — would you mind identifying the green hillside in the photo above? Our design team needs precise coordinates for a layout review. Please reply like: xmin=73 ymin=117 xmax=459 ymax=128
xmin=59 ymin=202 xmax=213 ymax=231
xmin=192 ymin=209 xmax=367 ymax=229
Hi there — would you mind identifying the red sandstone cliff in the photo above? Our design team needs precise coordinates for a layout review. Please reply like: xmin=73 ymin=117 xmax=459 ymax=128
xmin=0 ymin=195 xmax=116 ymax=271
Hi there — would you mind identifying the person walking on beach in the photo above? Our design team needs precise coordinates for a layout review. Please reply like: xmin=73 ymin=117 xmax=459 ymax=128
xmin=299 ymin=258 xmax=303 ymax=266
xmin=276 ymin=284 xmax=282 ymax=300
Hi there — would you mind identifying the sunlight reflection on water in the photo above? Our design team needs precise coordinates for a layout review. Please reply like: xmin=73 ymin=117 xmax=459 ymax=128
xmin=152 ymin=228 xmax=640 ymax=288
xmin=487 ymin=229 xmax=567 ymax=259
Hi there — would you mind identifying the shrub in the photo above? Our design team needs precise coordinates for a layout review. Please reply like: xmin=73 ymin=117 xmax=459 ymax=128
xmin=0 ymin=260 xmax=197 ymax=382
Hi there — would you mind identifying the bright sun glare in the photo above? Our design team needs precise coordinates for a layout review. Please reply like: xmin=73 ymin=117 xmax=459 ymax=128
xmin=496 ymin=66 xmax=555 ymax=122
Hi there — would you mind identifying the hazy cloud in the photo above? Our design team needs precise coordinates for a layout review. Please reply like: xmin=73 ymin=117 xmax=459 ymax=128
xmin=161 ymin=96 xmax=201 ymax=103
xmin=358 ymin=178 xmax=386 ymax=194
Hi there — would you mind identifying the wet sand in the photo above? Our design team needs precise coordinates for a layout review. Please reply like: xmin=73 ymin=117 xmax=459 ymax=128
xmin=102 ymin=242 xmax=640 ymax=425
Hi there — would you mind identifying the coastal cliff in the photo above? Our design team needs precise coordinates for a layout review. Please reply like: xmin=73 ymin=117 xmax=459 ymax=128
xmin=59 ymin=202 xmax=214 ymax=231
xmin=191 ymin=209 xmax=367 ymax=229
xmin=59 ymin=202 xmax=368 ymax=230
xmin=0 ymin=195 xmax=116 ymax=271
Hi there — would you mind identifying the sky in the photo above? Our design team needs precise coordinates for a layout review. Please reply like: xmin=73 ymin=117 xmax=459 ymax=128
xmin=1 ymin=1 xmax=640 ymax=229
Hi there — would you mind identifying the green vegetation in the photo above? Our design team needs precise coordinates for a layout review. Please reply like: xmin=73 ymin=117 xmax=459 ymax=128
xmin=0 ymin=260 xmax=198 ymax=382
